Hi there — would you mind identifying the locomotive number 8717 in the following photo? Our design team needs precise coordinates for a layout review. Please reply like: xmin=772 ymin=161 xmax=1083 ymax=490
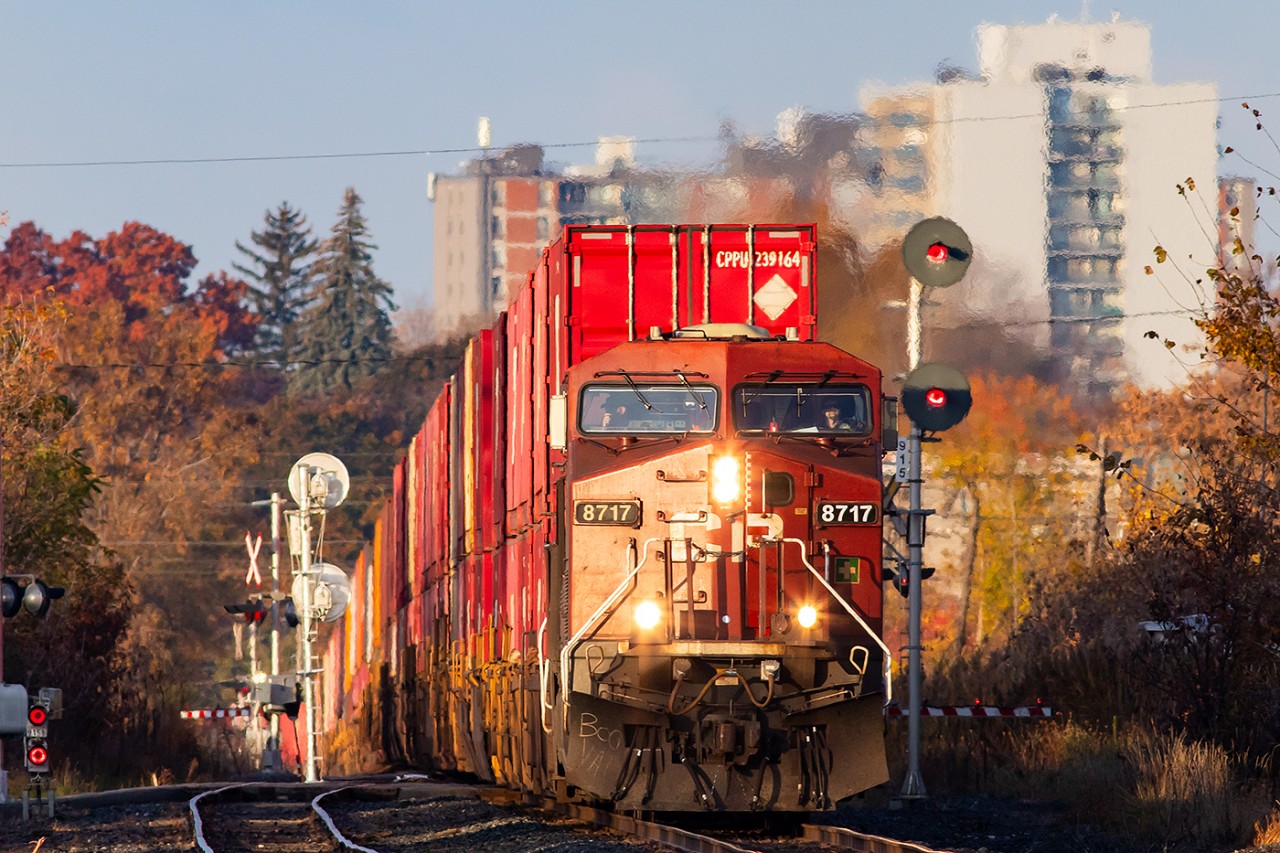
xmin=319 ymin=224 xmax=893 ymax=813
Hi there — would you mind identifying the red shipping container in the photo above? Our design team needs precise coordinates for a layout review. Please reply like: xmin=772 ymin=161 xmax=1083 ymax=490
xmin=393 ymin=459 xmax=409 ymax=611
xmin=505 ymin=286 xmax=535 ymax=537
xmin=484 ymin=320 xmax=507 ymax=554
xmin=546 ymin=224 xmax=817 ymax=385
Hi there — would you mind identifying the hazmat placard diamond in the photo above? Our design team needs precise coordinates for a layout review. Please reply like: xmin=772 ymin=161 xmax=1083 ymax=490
xmin=753 ymin=274 xmax=797 ymax=321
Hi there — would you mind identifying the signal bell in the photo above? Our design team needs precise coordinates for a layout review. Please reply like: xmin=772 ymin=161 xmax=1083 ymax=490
xmin=903 ymin=217 xmax=972 ymax=288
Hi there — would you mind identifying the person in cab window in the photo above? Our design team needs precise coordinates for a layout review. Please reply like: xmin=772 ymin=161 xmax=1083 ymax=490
xmin=601 ymin=398 xmax=631 ymax=430
xmin=821 ymin=402 xmax=852 ymax=431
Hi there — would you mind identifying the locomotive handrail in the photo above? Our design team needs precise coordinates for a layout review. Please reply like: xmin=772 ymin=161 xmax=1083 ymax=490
xmin=780 ymin=537 xmax=894 ymax=706
xmin=559 ymin=537 xmax=663 ymax=718
xmin=538 ymin=617 xmax=554 ymax=734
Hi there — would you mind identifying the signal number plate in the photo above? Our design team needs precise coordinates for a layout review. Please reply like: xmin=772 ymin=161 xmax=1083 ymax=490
xmin=817 ymin=501 xmax=879 ymax=525
xmin=574 ymin=500 xmax=641 ymax=526
xmin=26 ymin=725 xmax=47 ymax=738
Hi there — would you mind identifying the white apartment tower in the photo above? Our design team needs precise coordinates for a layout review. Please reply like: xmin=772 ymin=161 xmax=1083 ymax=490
xmin=859 ymin=18 xmax=1218 ymax=394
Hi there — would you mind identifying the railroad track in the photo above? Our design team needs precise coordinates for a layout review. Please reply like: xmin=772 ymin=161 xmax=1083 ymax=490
xmin=528 ymin=795 xmax=953 ymax=853
xmin=174 ymin=779 xmax=952 ymax=853
xmin=190 ymin=782 xmax=379 ymax=853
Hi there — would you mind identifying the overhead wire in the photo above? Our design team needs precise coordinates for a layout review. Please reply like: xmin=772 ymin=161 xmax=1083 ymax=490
xmin=0 ymin=91 xmax=1276 ymax=171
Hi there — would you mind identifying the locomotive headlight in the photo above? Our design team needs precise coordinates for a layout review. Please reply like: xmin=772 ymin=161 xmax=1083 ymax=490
xmin=711 ymin=456 xmax=741 ymax=504
xmin=797 ymin=604 xmax=819 ymax=630
xmin=634 ymin=599 xmax=662 ymax=631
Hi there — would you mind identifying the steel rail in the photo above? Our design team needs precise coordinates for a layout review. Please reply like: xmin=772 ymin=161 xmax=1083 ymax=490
xmin=189 ymin=782 xmax=383 ymax=853
xmin=312 ymin=787 xmax=382 ymax=852
xmin=533 ymin=795 xmax=762 ymax=853
xmin=801 ymin=822 xmax=953 ymax=853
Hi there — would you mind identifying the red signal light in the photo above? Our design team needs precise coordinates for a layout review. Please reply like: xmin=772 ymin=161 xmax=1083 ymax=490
xmin=924 ymin=388 xmax=947 ymax=408
xmin=28 ymin=707 xmax=46 ymax=726
xmin=27 ymin=745 xmax=48 ymax=766
xmin=925 ymin=242 xmax=949 ymax=264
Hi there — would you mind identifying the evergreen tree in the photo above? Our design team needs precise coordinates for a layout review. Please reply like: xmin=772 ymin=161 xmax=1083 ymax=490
xmin=233 ymin=201 xmax=317 ymax=372
xmin=295 ymin=187 xmax=396 ymax=393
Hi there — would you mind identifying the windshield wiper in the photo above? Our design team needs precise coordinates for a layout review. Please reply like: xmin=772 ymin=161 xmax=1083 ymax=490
xmin=674 ymin=370 xmax=709 ymax=411
xmin=617 ymin=370 xmax=657 ymax=412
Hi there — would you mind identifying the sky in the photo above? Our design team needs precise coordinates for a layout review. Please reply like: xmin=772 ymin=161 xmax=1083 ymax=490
xmin=0 ymin=1 xmax=1274 ymax=314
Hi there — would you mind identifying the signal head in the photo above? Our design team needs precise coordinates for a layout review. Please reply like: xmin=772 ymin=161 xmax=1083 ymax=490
xmin=26 ymin=742 xmax=48 ymax=770
xmin=903 ymin=217 xmax=972 ymax=287
xmin=902 ymin=363 xmax=972 ymax=432
xmin=282 ymin=597 xmax=299 ymax=629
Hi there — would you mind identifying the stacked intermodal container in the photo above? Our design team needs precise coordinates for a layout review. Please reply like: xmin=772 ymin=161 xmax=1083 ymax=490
xmin=323 ymin=224 xmax=823 ymax=778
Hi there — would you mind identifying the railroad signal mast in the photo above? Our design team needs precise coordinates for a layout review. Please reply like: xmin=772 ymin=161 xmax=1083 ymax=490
xmin=4 ymin=686 xmax=62 ymax=818
xmin=285 ymin=452 xmax=351 ymax=784
xmin=893 ymin=217 xmax=975 ymax=800
xmin=218 ymin=462 xmax=347 ymax=782
xmin=0 ymin=575 xmax=64 ymax=807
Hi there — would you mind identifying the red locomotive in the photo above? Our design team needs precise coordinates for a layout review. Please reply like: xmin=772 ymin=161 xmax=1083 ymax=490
xmin=321 ymin=224 xmax=893 ymax=811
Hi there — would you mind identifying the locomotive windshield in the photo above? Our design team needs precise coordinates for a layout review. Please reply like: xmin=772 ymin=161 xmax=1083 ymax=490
xmin=580 ymin=383 xmax=719 ymax=435
xmin=733 ymin=384 xmax=872 ymax=435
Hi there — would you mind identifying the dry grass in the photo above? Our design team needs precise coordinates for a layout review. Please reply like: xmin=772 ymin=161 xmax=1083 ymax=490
xmin=1120 ymin=728 xmax=1235 ymax=844
xmin=1254 ymin=805 xmax=1280 ymax=847
xmin=914 ymin=720 xmax=1276 ymax=849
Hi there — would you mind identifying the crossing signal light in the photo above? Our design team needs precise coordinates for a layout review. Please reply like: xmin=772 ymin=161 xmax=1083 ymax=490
xmin=903 ymin=217 xmax=972 ymax=288
xmin=902 ymin=363 xmax=972 ymax=432
xmin=223 ymin=599 xmax=269 ymax=624
xmin=282 ymin=597 xmax=300 ymax=629
xmin=883 ymin=565 xmax=936 ymax=598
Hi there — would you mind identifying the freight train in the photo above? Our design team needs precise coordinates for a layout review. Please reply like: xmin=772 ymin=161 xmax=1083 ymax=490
xmin=319 ymin=224 xmax=894 ymax=810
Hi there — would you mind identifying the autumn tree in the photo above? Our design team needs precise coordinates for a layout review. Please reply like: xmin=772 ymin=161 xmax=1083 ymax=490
xmin=961 ymin=103 xmax=1280 ymax=748
xmin=234 ymin=202 xmax=317 ymax=375
xmin=925 ymin=373 xmax=1087 ymax=654
xmin=0 ymin=222 xmax=262 ymax=778
xmin=0 ymin=301 xmax=138 ymax=771
xmin=294 ymin=188 xmax=396 ymax=395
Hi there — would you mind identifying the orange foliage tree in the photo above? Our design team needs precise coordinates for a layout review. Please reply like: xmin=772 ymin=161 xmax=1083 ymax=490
xmin=0 ymin=222 xmax=263 ymax=775
xmin=925 ymin=372 xmax=1087 ymax=656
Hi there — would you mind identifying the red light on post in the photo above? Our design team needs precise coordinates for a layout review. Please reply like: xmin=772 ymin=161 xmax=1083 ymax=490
xmin=27 ymin=745 xmax=48 ymax=766
xmin=924 ymin=388 xmax=947 ymax=408
xmin=28 ymin=707 xmax=46 ymax=726
xmin=925 ymin=243 xmax=949 ymax=264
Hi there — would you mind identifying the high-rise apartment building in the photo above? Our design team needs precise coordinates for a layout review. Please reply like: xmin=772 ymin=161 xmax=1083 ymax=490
xmin=428 ymin=139 xmax=684 ymax=338
xmin=429 ymin=144 xmax=557 ymax=337
xmin=857 ymin=18 xmax=1221 ymax=395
